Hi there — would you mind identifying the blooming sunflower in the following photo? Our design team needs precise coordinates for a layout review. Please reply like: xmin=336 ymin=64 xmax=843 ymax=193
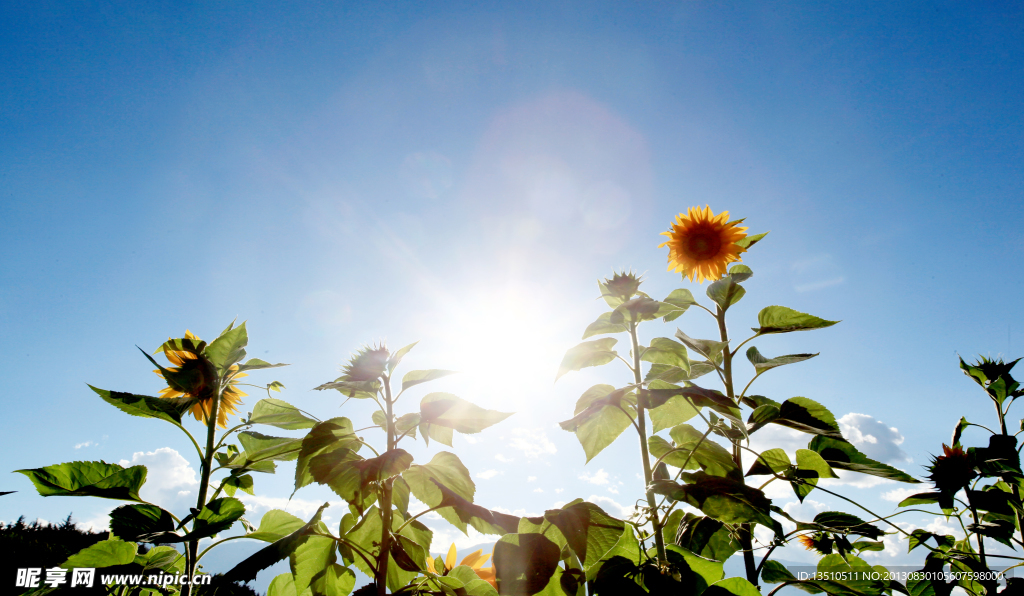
xmin=155 ymin=330 xmax=247 ymax=429
xmin=427 ymin=544 xmax=497 ymax=588
xmin=659 ymin=206 xmax=748 ymax=283
xmin=797 ymin=533 xmax=832 ymax=555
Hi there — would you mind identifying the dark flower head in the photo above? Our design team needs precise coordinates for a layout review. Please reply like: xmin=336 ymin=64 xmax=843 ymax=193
xmin=602 ymin=270 xmax=643 ymax=301
xmin=798 ymin=533 xmax=832 ymax=555
xmin=961 ymin=356 xmax=1021 ymax=386
xmin=927 ymin=444 xmax=976 ymax=495
xmin=342 ymin=343 xmax=390 ymax=381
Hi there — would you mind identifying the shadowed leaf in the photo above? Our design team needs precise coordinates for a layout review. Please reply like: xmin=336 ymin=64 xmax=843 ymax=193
xmin=17 ymin=461 xmax=147 ymax=502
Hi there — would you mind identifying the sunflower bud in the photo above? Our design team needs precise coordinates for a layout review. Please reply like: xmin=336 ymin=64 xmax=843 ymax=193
xmin=927 ymin=444 xmax=976 ymax=495
xmin=342 ymin=343 xmax=390 ymax=381
xmin=602 ymin=270 xmax=643 ymax=301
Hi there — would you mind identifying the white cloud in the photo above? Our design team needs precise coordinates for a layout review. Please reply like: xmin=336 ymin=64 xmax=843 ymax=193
xmin=527 ymin=476 xmax=537 ymax=482
xmin=463 ymin=436 xmax=479 ymax=444
xmin=75 ymin=441 xmax=95 ymax=449
xmin=839 ymin=413 xmax=911 ymax=464
xmin=781 ymin=499 xmax=828 ymax=531
xmin=476 ymin=470 xmax=500 ymax=480
xmin=119 ymin=447 xmax=198 ymax=508
xmin=508 ymin=428 xmax=557 ymax=458
xmin=587 ymin=495 xmax=633 ymax=518
xmin=820 ymin=469 xmax=894 ymax=490
xmin=426 ymin=525 xmax=491 ymax=553
xmin=607 ymin=487 xmax=619 ymax=494
xmin=555 ymin=488 xmax=564 ymax=494
xmin=533 ymin=488 xmax=544 ymax=493
xmin=495 ymin=454 xmax=513 ymax=463
xmin=881 ymin=487 xmax=919 ymax=503
xmin=237 ymin=494 xmax=344 ymax=520
xmin=746 ymin=425 xmax=808 ymax=462
xmin=579 ymin=469 xmax=609 ymax=485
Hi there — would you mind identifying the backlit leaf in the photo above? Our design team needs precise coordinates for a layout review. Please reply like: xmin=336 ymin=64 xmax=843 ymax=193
xmin=17 ymin=461 xmax=147 ymax=502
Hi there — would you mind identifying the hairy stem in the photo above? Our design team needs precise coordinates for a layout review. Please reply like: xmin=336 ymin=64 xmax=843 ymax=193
xmin=184 ymin=383 xmax=223 ymax=596
xmin=631 ymin=320 xmax=666 ymax=564
xmin=377 ymin=375 xmax=396 ymax=596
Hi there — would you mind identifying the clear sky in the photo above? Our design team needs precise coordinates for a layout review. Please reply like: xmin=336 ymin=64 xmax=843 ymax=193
xmin=2 ymin=0 xmax=1023 ymax=588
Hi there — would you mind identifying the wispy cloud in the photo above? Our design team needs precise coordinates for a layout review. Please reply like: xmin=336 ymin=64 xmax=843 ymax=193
xmin=508 ymin=428 xmax=557 ymax=458
xmin=579 ymin=469 xmax=609 ymax=485
xmin=74 ymin=441 xmax=96 ymax=449
xmin=476 ymin=469 xmax=500 ymax=480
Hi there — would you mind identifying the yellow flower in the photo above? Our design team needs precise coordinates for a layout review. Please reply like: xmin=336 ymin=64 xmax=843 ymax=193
xmin=659 ymin=206 xmax=748 ymax=283
xmin=155 ymin=330 xmax=247 ymax=429
xmin=426 ymin=544 xmax=497 ymax=588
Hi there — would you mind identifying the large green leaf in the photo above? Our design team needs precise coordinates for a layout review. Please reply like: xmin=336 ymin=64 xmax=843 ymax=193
xmin=402 ymin=369 xmax=458 ymax=392
xmin=310 ymin=449 xmax=411 ymax=514
xmin=109 ymin=503 xmax=176 ymax=542
xmin=248 ymin=398 xmax=318 ymax=429
xmin=343 ymin=507 xmax=425 ymax=591
xmin=290 ymin=534 xmax=336 ymax=596
xmin=754 ymin=306 xmax=839 ymax=335
xmin=735 ymin=231 xmax=768 ymax=249
xmin=387 ymin=341 xmax=418 ymax=374
xmin=651 ymin=472 xmax=776 ymax=529
xmin=666 ymin=544 xmax=725 ymax=593
xmin=89 ymin=386 xmax=195 ymax=426
xmin=558 ymin=385 xmax=637 ymax=462
xmin=797 ymin=512 xmax=885 ymax=540
xmin=649 ymin=391 xmax=701 ymax=432
xmin=418 ymin=393 xmax=513 ymax=446
xmin=674 ymin=514 xmax=739 ymax=562
xmin=206 ymin=321 xmax=249 ymax=372
xmin=662 ymin=289 xmax=697 ymax=322
xmin=294 ymin=417 xmax=360 ymax=494
xmin=223 ymin=503 xmax=331 ymax=584
xmin=17 ymin=461 xmax=147 ymax=501
xmin=429 ymin=478 xmax=521 ymax=535
xmin=745 ymin=347 xmax=818 ymax=375
xmin=645 ymin=362 xmax=716 ymax=384
xmin=665 ymin=423 xmax=739 ymax=479
xmin=745 ymin=448 xmax=791 ymax=476
xmin=543 ymin=501 xmax=625 ymax=571
xmin=809 ymin=436 xmax=920 ymax=483
xmin=235 ymin=357 xmax=289 ymax=372
xmin=403 ymin=452 xmax=476 ymax=532
xmin=494 ymin=533 xmax=562 ymax=596
xmin=707 ymin=275 xmax=746 ymax=311
xmin=582 ymin=312 xmax=627 ymax=339
xmin=247 ymin=510 xmax=306 ymax=543
xmin=610 ymin=296 xmax=678 ymax=325
xmin=641 ymin=338 xmax=691 ymax=371
xmin=772 ymin=397 xmax=843 ymax=438
xmin=556 ymin=338 xmax=619 ymax=381
xmin=704 ymin=577 xmax=761 ymax=596
xmin=313 ymin=379 xmax=380 ymax=400
xmin=239 ymin=432 xmax=304 ymax=462
xmin=640 ymin=384 xmax=741 ymax=422
xmin=674 ymin=330 xmax=728 ymax=362
xmin=184 ymin=497 xmax=246 ymax=540
xmin=61 ymin=538 xmax=137 ymax=569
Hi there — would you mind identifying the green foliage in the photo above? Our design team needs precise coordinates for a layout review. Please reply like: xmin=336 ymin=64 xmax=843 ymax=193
xmin=16 ymin=460 xmax=147 ymax=501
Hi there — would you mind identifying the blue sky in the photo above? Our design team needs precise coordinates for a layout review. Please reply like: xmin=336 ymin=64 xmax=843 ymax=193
xmin=2 ymin=0 xmax=1023 ymax=588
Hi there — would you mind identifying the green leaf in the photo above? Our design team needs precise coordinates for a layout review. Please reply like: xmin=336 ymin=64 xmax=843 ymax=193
xmin=89 ymin=385 xmax=194 ymax=426
xmin=651 ymin=472 xmax=775 ymax=528
xmin=704 ymin=577 xmax=762 ymax=596
xmin=641 ymin=338 xmax=690 ymax=371
xmin=239 ymin=432 xmax=304 ymax=462
xmin=223 ymin=503 xmax=331 ymax=584
xmin=649 ymin=391 xmax=701 ymax=432
xmin=759 ymin=560 xmax=796 ymax=584
xmin=640 ymin=384 xmax=741 ymax=422
xmin=610 ymin=296 xmax=676 ymax=325
xmin=598 ymin=279 xmax=628 ymax=309
xmin=728 ymin=264 xmax=753 ymax=282
xmin=206 ymin=321 xmax=249 ymax=372
xmin=248 ymin=398 xmax=318 ymax=430
xmin=313 ymin=379 xmax=380 ymax=400
xmin=707 ymin=276 xmax=746 ymax=311
xmin=746 ymin=448 xmax=791 ymax=476
xmin=674 ymin=514 xmax=739 ymax=562
xmin=798 ymin=512 xmax=885 ymax=540
xmin=222 ymin=474 xmax=255 ymax=497
xmin=235 ymin=358 xmax=289 ymax=372
xmin=403 ymin=452 xmax=476 ymax=532
xmin=109 ymin=504 xmax=176 ymax=542
xmin=494 ymin=533 xmax=562 ymax=596
xmin=61 ymin=538 xmax=137 ymax=569
xmin=796 ymin=449 xmax=839 ymax=479
xmin=754 ymin=306 xmax=839 ymax=335
xmin=294 ymin=417 xmax=360 ymax=494
xmin=662 ymin=289 xmax=697 ymax=323
xmin=645 ymin=362 xmax=716 ymax=384
xmin=769 ymin=397 xmax=843 ymax=438
xmin=419 ymin=393 xmax=513 ymax=446
xmin=952 ymin=416 xmax=969 ymax=447
xmin=666 ymin=424 xmax=739 ymax=478
xmin=402 ymin=369 xmax=458 ymax=392
xmin=734 ymin=231 xmax=768 ymax=249
xmin=16 ymin=461 xmax=147 ymax=501
xmin=185 ymin=497 xmax=246 ymax=540
xmin=247 ymin=510 xmax=306 ymax=543
xmin=558 ymin=385 xmax=637 ymax=463
xmin=310 ymin=449 xmax=412 ymax=514
xmin=429 ymin=478 xmax=521 ymax=535
xmin=809 ymin=436 xmax=921 ymax=483
xmin=266 ymin=573 xmax=300 ymax=596
xmin=291 ymin=533 xmax=338 ymax=596
xmin=745 ymin=347 xmax=818 ymax=375
xmin=674 ymin=329 xmax=728 ymax=362
xmin=666 ymin=544 xmax=725 ymax=593
xmin=582 ymin=312 xmax=627 ymax=339
xmin=544 ymin=501 xmax=626 ymax=571
xmin=388 ymin=341 xmax=418 ymax=374
xmin=556 ymin=338 xmax=618 ymax=381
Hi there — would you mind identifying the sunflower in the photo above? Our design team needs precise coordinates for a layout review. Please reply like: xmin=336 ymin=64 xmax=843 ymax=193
xmin=427 ymin=544 xmax=497 ymax=588
xmin=797 ymin=532 xmax=832 ymax=555
xmin=927 ymin=444 xmax=976 ymax=495
xmin=659 ymin=206 xmax=748 ymax=283
xmin=155 ymin=330 xmax=247 ymax=429
xmin=341 ymin=343 xmax=390 ymax=382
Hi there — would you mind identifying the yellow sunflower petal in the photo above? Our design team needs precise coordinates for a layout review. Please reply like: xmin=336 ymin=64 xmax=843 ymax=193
xmin=459 ymin=550 xmax=488 ymax=569
xmin=445 ymin=544 xmax=457 ymax=572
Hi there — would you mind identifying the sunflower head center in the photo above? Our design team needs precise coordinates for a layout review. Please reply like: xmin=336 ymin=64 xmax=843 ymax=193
xmin=682 ymin=228 xmax=723 ymax=260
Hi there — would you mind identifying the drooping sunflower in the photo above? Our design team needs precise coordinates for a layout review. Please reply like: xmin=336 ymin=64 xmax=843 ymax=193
xmin=427 ymin=544 xmax=497 ymax=588
xmin=659 ymin=206 xmax=748 ymax=283
xmin=155 ymin=330 xmax=247 ymax=429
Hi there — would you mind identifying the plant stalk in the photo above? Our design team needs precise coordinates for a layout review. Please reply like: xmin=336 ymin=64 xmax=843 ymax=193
xmin=631 ymin=321 xmax=666 ymax=564
xmin=183 ymin=384 xmax=223 ymax=596
xmin=716 ymin=305 xmax=758 ymax=586
xmin=377 ymin=375 xmax=396 ymax=596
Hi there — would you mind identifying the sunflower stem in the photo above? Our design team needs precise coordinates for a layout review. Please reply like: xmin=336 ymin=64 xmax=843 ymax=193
xmin=377 ymin=374 xmax=396 ymax=596
xmin=630 ymin=320 xmax=666 ymax=565
xmin=716 ymin=305 xmax=758 ymax=586
xmin=184 ymin=380 xmax=223 ymax=596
